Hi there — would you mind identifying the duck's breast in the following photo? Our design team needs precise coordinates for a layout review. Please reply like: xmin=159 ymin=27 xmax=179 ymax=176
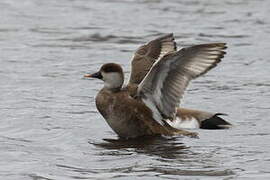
xmin=95 ymin=89 xmax=150 ymax=138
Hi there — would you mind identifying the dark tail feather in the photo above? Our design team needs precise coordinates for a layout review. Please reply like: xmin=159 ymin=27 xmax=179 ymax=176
xmin=200 ymin=114 xmax=232 ymax=130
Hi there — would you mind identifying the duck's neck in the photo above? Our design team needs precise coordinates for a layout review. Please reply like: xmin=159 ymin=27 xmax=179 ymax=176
xmin=104 ymin=82 xmax=123 ymax=90
xmin=103 ymin=86 xmax=122 ymax=93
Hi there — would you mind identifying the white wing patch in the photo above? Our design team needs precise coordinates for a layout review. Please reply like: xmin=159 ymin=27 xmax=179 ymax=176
xmin=166 ymin=117 xmax=200 ymax=129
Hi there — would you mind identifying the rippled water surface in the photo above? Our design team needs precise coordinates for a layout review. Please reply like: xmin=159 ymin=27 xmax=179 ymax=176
xmin=1 ymin=0 xmax=270 ymax=179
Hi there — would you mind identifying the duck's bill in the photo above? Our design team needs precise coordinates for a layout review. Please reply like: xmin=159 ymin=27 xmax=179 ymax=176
xmin=84 ymin=71 xmax=102 ymax=79
xmin=84 ymin=73 xmax=92 ymax=78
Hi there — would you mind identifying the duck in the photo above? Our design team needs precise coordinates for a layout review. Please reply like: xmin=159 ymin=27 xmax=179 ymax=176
xmin=84 ymin=33 xmax=231 ymax=139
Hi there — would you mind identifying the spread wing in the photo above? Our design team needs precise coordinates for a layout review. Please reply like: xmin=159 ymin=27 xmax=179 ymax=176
xmin=137 ymin=43 xmax=227 ymax=125
xmin=128 ymin=33 xmax=177 ymax=85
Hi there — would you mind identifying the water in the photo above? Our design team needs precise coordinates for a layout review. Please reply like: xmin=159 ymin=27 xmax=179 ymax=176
xmin=0 ymin=0 xmax=270 ymax=179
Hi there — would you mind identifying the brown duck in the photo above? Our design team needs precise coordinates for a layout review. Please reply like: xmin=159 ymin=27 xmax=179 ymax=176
xmin=85 ymin=34 xmax=231 ymax=139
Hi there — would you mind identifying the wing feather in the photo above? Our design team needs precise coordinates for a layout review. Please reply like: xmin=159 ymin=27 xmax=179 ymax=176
xmin=138 ymin=43 xmax=227 ymax=125
xmin=128 ymin=33 xmax=177 ymax=85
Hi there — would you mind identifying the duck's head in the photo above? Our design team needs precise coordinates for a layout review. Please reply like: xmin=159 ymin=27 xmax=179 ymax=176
xmin=84 ymin=63 xmax=124 ymax=90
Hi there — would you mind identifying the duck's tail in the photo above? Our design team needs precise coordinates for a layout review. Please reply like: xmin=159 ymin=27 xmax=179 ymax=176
xmin=200 ymin=113 xmax=231 ymax=129
xmin=166 ymin=108 xmax=232 ymax=130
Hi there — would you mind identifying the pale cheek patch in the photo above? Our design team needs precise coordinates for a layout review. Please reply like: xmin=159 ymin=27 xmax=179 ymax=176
xmin=102 ymin=72 xmax=123 ymax=89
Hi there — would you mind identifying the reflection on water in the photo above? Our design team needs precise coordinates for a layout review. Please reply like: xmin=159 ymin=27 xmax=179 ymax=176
xmin=93 ymin=136 xmax=189 ymax=158
xmin=87 ymin=136 xmax=235 ymax=178
xmin=1 ymin=0 xmax=270 ymax=179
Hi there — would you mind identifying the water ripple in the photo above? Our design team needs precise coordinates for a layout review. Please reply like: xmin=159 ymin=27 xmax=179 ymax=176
xmin=1 ymin=0 xmax=270 ymax=179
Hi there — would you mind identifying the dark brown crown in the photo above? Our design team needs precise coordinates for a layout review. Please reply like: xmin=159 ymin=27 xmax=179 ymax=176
xmin=101 ymin=63 xmax=123 ymax=73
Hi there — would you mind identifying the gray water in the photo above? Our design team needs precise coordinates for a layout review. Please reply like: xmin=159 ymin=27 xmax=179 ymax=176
xmin=1 ymin=0 xmax=270 ymax=179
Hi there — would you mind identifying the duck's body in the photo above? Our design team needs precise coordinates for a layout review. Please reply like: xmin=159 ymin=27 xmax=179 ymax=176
xmin=85 ymin=33 xmax=231 ymax=139
xmin=96 ymin=86 xmax=196 ymax=138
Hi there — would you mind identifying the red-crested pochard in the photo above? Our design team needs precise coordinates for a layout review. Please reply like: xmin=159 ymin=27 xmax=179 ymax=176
xmin=85 ymin=34 xmax=231 ymax=139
